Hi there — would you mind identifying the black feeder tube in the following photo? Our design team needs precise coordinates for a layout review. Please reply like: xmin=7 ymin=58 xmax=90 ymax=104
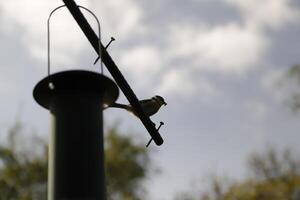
xmin=33 ymin=70 xmax=119 ymax=200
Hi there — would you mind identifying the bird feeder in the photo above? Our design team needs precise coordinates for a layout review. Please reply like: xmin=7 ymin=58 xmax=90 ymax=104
xmin=33 ymin=1 xmax=165 ymax=199
xmin=33 ymin=5 xmax=118 ymax=200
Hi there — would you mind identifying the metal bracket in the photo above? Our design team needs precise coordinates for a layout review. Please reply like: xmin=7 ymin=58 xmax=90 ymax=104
xmin=62 ymin=0 xmax=164 ymax=145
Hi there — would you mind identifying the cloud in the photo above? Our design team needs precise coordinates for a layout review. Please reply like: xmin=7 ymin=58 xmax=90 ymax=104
xmin=91 ymin=0 xmax=145 ymax=38
xmin=0 ymin=0 xmax=144 ymax=67
xmin=225 ymin=0 xmax=300 ymax=30
xmin=0 ymin=76 xmax=18 ymax=97
xmin=164 ymin=0 xmax=299 ymax=76
xmin=119 ymin=45 xmax=163 ymax=88
xmin=0 ymin=0 xmax=93 ymax=66
xmin=159 ymin=68 xmax=196 ymax=97
xmin=167 ymin=23 xmax=269 ymax=74
xmin=244 ymin=100 xmax=268 ymax=121
xmin=158 ymin=68 xmax=218 ymax=99
xmin=2 ymin=0 xmax=298 ymax=69
xmin=1 ymin=0 xmax=299 ymax=99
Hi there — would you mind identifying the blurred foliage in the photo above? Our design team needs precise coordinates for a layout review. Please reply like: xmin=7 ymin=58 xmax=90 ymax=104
xmin=105 ymin=127 xmax=150 ymax=200
xmin=288 ymin=65 xmax=300 ymax=83
xmin=0 ymin=122 xmax=151 ymax=200
xmin=176 ymin=148 xmax=300 ymax=200
xmin=0 ymin=122 xmax=47 ymax=200
xmin=286 ymin=65 xmax=300 ymax=112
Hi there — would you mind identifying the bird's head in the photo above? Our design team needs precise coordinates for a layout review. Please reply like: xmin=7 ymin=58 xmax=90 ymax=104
xmin=153 ymin=95 xmax=167 ymax=106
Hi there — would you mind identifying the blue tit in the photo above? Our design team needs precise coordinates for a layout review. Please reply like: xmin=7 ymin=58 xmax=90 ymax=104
xmin=108 ymin=95 xmax=167 ymax=117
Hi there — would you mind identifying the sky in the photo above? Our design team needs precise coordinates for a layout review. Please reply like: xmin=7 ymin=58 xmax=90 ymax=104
xmin=0 ymin=0 xmax=300 ymax=199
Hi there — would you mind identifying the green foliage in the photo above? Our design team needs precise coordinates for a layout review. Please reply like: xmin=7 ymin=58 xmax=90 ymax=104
xmin=288 ymin=65 xmax=300 ymax=83
xmin=0 ymin=122 xmax=47 ymax=200
xmin=0 ymin=122 xmax=151 ymax=200
xmin=105 ymin=127 xmax=150 ymax=200
xmin=176 ymin=148 xmax=300 ymax=200
xmin=223 ymin=148 xmax=300 ymax=200
xmin=224 ymin=175 xmax=300 ymax=200
xmin=285 ymin=65 xmax=300 ymax=112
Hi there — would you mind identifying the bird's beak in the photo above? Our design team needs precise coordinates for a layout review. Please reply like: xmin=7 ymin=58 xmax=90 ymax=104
xmin=164 ymin=102 xmax=167 ymax=106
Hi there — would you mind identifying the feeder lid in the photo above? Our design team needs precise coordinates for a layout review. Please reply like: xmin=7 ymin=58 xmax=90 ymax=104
xmin=33 ymin=70 xmax=119 ymax=110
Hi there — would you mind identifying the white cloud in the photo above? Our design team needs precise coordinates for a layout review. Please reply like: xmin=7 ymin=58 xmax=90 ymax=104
xmin=165 ymin=0 xmax=300 ymax=75
xmin=120 ymin=45 xmax=162 ymax=74
xmin=119 ymin=45 xmax=163 ymax=88
xmin=92 ymin=0 xmax=145 ymax=39
xmin=225 ymin=0 xmax=300 ymax=30
xmin=158 ymin=68 xmax=218 ymax=99
xmin=244 ymin=100 xmax=268 ymax=121
xmin=0 ymin=0 xmax=144 ymax=67
xmin=2 ymin=0 xmax=296 ymax=75
xmin=168 ymin=23 xmax=269 ymax=74
xmin=0 ymin=0 xmax=92 ymax=66
xmin=2 ymin=0 xmax=299 ymax=98
xmin=159 ymin=68 xmax=196 ymax=97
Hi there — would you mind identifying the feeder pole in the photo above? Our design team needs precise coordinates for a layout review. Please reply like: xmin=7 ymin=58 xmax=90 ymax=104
xmin=33 ymin=70 xmax=119 ymax=200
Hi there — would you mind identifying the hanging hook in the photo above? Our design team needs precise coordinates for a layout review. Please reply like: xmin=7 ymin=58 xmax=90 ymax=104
xmin=47 ymin=5 xmax=103 ymax=89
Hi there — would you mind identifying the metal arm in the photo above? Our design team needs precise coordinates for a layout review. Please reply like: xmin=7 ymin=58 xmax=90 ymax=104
xmin=61 ymin=0 xmax=164 ymax=145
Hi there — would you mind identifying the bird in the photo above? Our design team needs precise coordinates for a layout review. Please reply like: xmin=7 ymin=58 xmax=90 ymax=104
xmin=107 ymin=95 xmax=167 ymax=117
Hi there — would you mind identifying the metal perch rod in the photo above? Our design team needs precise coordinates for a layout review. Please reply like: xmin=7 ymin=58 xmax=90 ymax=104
xmin=61 ymin=0 xmax=164 ymax=145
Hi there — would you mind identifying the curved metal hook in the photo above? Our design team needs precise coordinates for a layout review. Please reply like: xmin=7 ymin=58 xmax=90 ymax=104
xmin=47 ymin=5 xmax=103 ymax=87
xmin=78 ymin=5 xmax=103 ymax=73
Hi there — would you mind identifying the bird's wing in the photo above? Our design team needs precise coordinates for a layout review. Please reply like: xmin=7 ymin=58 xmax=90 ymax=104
xmin=139 ymin=99 xmax=153 ymax=104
